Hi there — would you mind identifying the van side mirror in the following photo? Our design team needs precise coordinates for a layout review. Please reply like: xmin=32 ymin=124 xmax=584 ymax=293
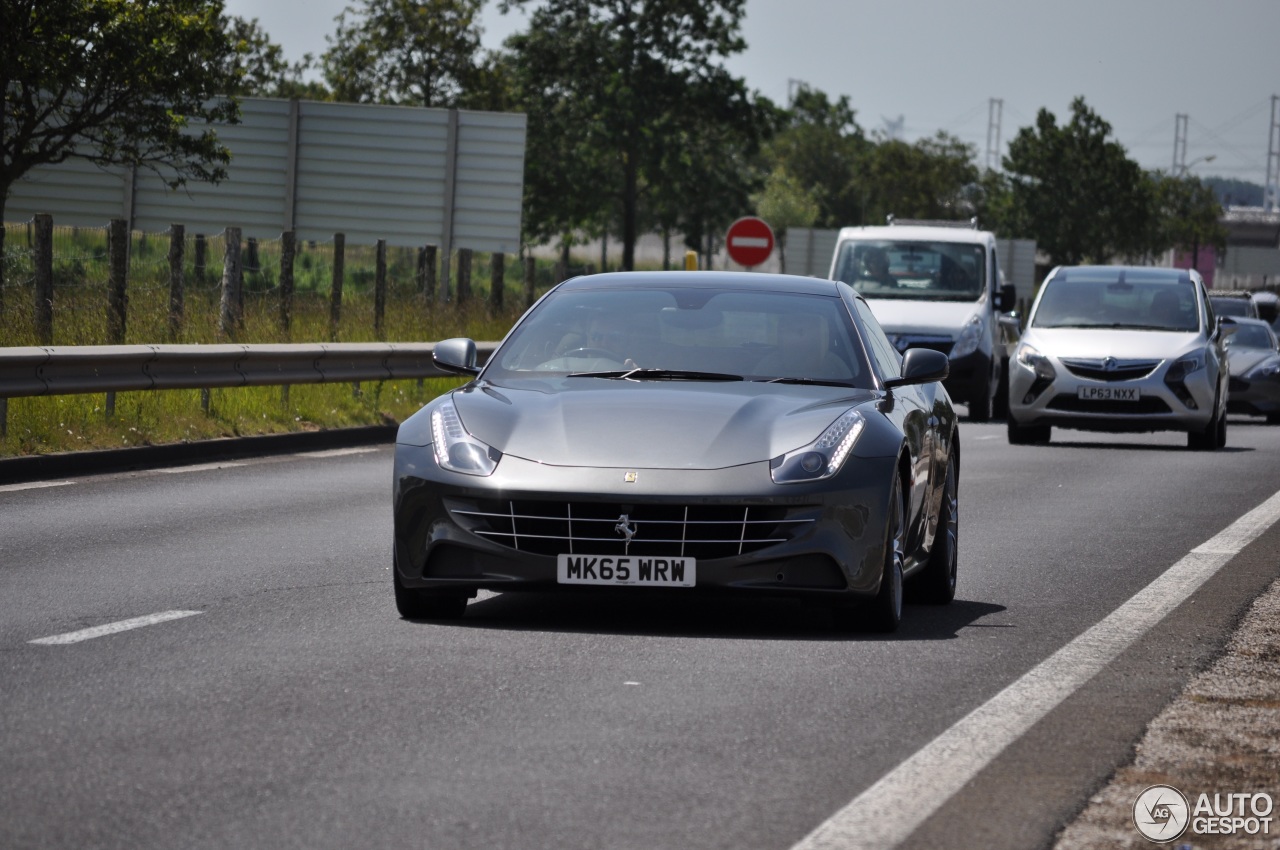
xmin=995 ymin=284 xmax=1017 ymax=313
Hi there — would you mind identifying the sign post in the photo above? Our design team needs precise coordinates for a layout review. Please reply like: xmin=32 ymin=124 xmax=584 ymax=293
xmin=724 ymin=217 xmax=775 ymax=269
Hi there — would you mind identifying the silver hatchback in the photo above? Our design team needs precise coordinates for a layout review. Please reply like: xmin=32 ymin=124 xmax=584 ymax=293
xmin=1007 ymin=266 xmax=1230 ymax=449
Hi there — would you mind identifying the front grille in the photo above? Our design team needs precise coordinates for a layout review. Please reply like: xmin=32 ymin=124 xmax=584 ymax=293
xmin=1046 ymin=394 xmax=1173 ymax=415
xmin=1229 ymin=377 xmax=1250 ymax=393
xmin=450 ymin=499 xmax=812 ymax=560
xmin=1060 ymin=358 xmax=1161 ymax=382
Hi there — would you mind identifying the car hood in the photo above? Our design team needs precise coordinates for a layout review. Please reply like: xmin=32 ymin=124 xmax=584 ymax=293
xmin=864 ymin=298 xmax=982 ymax=337
xmin=1228 ymin=348 xmax=1277 ymax=376
xmin=1021 ymin=327 xmax=1202 ymax=360
xmin=448 ymin=380 xmax=880 ymax=469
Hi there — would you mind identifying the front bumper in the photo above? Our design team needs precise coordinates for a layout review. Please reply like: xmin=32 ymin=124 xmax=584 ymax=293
xmin=393 ymin=449 xmax=898 ymax=603
xmin=1007 ymin=354 xmax=1215 ymax=433
xmin=1227 ymin=374 xmax=1280 ymax=416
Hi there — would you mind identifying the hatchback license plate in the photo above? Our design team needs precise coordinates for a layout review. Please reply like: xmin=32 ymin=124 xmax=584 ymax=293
xmin=557 ymin=554 xmax=696 ymax=587
xmin=1077 ymin=386 xmax=1139 ymax=401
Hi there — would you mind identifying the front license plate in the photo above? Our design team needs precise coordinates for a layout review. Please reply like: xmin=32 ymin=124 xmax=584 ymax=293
xmin=1077 ymin=386 xmax=1139 ymax=401
xmin=557 ymin=554 xmax=696 ymax=587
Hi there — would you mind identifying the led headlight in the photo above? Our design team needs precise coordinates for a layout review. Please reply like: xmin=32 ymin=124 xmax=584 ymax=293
xmin=771 ymin=409 xmax=866 ymax=484
xmin=1246 ymin=361 xmax=1280 ymax=380
xmin=951 ymin=314 xmax=984 ymax=359
xmin=431 ymin=397 xmax=501 ymax=476
xmin=1015 ymin=343 xmax=1056 ymax=381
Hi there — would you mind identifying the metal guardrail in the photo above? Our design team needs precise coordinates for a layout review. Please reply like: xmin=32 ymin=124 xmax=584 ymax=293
xmin=0 ymin=342 xmax=499 ymax=400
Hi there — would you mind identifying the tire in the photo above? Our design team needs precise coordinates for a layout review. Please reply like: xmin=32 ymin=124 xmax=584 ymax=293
xmin=992 ymin=359 xmax=1010 ymax=420
xmin=910 ymin=452 xmax=957 ymax=605
xmin=1188 ymin=394 xmax=1225 ymax=451
xmin=1007 ymin=419 xmax=1051 ymax=445
xmin=835 ymin=473 xmax=905 ymax=633
xmin=968 ymin=371 xmax=993 ymax=422
xmin=1267 ymin=413 xmax=1280 ymax=425
xmin=393 ymin=562 xmax=469 ymax=620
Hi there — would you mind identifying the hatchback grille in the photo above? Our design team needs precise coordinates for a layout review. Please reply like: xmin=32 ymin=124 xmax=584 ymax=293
xmin=1046 ymin=395 xmax=1173 ymax=415
xmin=1229 ymin=377 xmax=1250 ymax=393
xmin=1060 ymin=358 xmax=1161 ymax=382
xmin=449 ymin=499 xmax=813 ymax=560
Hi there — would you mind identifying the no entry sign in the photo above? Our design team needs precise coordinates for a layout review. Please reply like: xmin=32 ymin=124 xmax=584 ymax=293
xmin=724 ymin=216 xmax=775 ymax=268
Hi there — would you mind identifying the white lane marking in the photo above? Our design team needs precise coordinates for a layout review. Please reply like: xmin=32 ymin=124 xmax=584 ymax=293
xmin=791 ymin=487 xmax=1280 ymax=850
xmin=972 ymin=435 xmax=1001 ymax=441
xmin=157 ymin=462 xmax=245 ymax=474
xmin=29 ymin=610 xmax=203 ymax=645
xmin=0 ymin=480 xmax=74 ymax=493
xmin=298 ymin=447 xmax=381 ymax=459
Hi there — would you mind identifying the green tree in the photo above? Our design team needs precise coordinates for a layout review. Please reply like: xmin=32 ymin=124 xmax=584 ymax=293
xmin=222 ymin=16 xmax=329 ymax=100
xmin=1004 ymin=97 xmax=1153 ymax=266
xmin=860 ymin=132 xmax=979 ymax=224
xmin=1 ymin=0 xmax=241 ymax=285
xmin=1153 ymin=172 xmax=1226 ymax=267
xmin=752 ymin=167 xmax=819 ymax=272
xmin=321 ymin=0 xmax=485 ymax=107
xmin=764 ymin=85 xmax=868 ymax=227
xmin=501 ymin=0 xmax=762 ymax=270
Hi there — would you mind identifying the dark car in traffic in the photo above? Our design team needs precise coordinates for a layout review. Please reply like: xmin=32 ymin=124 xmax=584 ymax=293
xmin=1224 ymin=316 xmax=1280 ymax=423
xmin=392 ymin=271 xmax=961 ymax=632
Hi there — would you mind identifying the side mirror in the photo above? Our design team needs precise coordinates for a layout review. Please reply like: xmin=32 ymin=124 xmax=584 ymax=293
xmin=994 ymin=284 xmax=1018 ymax=313
xmin=884 ymin=348 xmax=949 ymax=389
xmin=433 ymin=337 xmax=481 ymax=376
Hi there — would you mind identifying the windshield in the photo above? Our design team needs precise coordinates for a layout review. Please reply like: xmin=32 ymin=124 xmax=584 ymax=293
xmin=833 ymin=240 xmax=986 ymax=301
xmin=1227 ymin=323 xmax=1276 ymax=350
xmin=1032 ymin=274 xmax=1201 ymax=332
xmin=485 ymin=287 xmax=873 ymax=386
xmin=1210 ymin=297 xmax=1254 ymax=318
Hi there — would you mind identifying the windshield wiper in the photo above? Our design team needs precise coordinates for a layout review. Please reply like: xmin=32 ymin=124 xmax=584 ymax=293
xmin=568 ymin=368 xmax=744 ymax=381
xmin=756 ymin=377 xmax=858 ymax=388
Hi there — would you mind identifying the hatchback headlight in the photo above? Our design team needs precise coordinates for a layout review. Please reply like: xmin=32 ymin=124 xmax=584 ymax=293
xmin=1165 ymin=354 xmax=1204 ymax=383
xmin=771 ymin=410 xmax=866 ymax=484
xmin=1015 ymin=343 xmax=1056 ymax=381
xmin=431 ymin=397 xmax=501 ymax=476
xmin=951 ymin=315 xmax=984 ymax=359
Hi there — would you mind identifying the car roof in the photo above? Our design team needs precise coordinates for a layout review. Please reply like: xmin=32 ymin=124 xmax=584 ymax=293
xmin=554 ymin=270 xmax=843 ymax=297
xmin=834 ymin=225 xmax=992 ymax=246
xmin=1223 ymin=316 xmax=1272 ymax=328
xmin=1208 ymin=290 xmax=1253 ymax=299
xmin=1047 ymin=265 xmax=1198 ymax=285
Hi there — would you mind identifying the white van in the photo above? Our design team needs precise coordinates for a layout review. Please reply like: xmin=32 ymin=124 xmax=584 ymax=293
xmin=828 ymin=219 xmax=1019 ymax=420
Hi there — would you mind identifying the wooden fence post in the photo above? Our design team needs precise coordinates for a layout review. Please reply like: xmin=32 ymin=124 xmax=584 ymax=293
xmin=107 ymin=219 xmax=128 ymax=345
xmin=280 ymin=230 xmax=295 ymax=334
xmin=194 ymin=233 xmax=207 ymax=285
xmin=490 ymin=252 xmax=505 ymax=313
xmin=375 ymin=239 xmax=387 ymax=340
xmin=33 ymin=214 xmax=53 ymax=346
xmin=421 ymin=244 xmax=437 ymax=301
xmin=168 ymin=224 xmax=185 ymax=340
xmin=329 ymin=232 xmax=345 ymax=341
xmin=456 ymin=248 xmax=472 ymax=304
xmin=0 ymin=224 xmax=6 ymax=311
xmin=219 ymin=227 xmax=242 ymax=337
xmin=524 ymin=255 xmax=536 ymax=308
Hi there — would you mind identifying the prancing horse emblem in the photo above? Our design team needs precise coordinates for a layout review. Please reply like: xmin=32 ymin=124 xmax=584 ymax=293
xmin=614 ymin=514 xmax=638 ymax=553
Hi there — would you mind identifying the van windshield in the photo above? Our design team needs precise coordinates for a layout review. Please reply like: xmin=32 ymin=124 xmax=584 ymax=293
xmin=833 ymin=240 xmax=986 ymax=302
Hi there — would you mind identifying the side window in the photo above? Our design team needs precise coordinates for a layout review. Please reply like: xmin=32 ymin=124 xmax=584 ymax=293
xmin=854 ymin=299 xmax=902 ymax=381
xmin=990 ymin=247 xmax=1000 ymax=295
xmin=1202 ymin=286 xmax=1215 ymax=333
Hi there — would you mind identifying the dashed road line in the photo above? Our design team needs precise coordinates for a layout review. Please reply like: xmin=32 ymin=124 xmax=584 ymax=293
xmin=790 ymin=486 xmax=1280 ymax=850
xmin=0 ymin=480 xmax=74 ymax=493
xmin=29 ymin=610 xmax=204 ymax=645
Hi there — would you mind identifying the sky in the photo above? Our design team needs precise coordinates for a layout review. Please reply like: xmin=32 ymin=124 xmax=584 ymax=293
xmin=221 ymin=0 xmax=1280 ymax=191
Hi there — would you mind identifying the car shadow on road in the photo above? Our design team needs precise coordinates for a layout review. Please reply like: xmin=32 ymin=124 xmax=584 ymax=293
xmin=1046 ymin=439 xmax=1254 ymax=453
xmin=409 ymin=591 xmax=1008 ymax=642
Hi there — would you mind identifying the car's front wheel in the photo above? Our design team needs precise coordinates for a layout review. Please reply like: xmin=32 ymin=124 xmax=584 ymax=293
xmin=910 ymin=452 xmax=957 ymax=604
xmin=393 ymin=561 xmax=469 ymax=620
xmin=1008 ymin=419 xmax=1051 ymax=445
xmin=835 ymin=473 xmax=905 ymax=633
xmin=1188 ymin=394 xmax=1226 ymax=451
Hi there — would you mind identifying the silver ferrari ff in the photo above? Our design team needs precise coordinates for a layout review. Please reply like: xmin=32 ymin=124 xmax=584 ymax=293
xmin=1007 ymin=266 xmax=1230 ymax=449
xmin=393 ymin=272 xmax=960 ymax=632
xmin=1223 ymin=316 xmax=1280 ymax=423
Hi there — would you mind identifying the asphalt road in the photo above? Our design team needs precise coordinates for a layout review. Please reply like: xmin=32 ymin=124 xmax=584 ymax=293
xmin=3 ymin=420 xmax=1280 ymax=850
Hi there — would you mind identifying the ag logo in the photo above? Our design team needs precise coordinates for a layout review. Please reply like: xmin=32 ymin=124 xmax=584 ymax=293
xmin=1133 ymin=784 xmax=1190 ymax=843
